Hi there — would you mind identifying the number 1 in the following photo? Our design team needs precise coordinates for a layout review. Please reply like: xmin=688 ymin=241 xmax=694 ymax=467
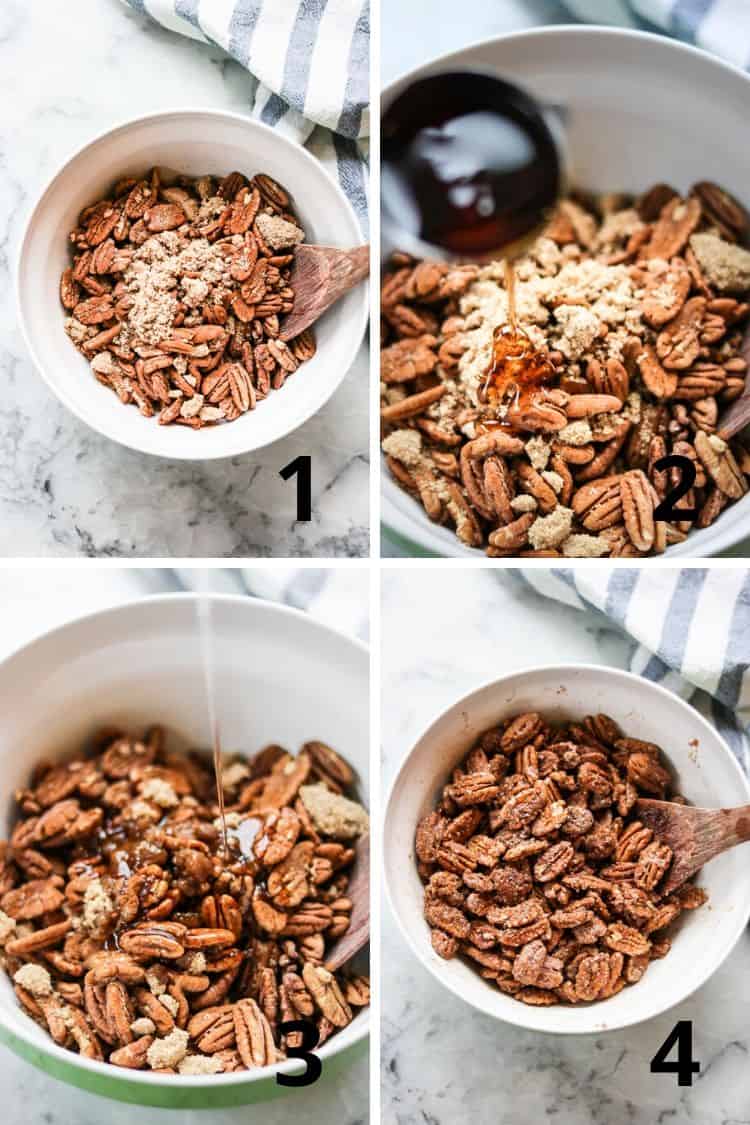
xmin=280 ymin=455 xmax=312 ymax=521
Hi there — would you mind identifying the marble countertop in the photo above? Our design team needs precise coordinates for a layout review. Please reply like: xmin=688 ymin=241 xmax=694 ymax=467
xmin=0 ymin=1049 xmax=368 ymax=1125
xmin=381 ymin=569 xmax=750 ymax=1124
xmin=0 ymin=0 xmax=368 ymax=558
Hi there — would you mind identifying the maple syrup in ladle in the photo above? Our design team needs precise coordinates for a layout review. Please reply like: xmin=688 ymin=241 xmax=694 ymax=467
xmin=381 ymin=69 xmax=565 ymax=425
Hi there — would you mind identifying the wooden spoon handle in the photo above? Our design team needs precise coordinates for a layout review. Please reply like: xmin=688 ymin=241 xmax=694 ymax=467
xmin=718 ymin=321 xmax=750 ymax=438
xmin=325 ymin=832 xmax=369 ymax=971
xmin=325 ymin=244 xmax=369 ymax=288
xmin=280 ymin=244 xmax=370 ymax=341
xmin=717 ymin=804 xmax=750 ymax=848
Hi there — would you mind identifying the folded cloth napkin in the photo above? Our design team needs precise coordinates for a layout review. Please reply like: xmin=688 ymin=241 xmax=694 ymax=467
xmin=120 ymin=0 xmax=369 ymax=226
xmin=563 ymin=0 xmax=750 ymax=70
xmin=170 ymin=566 xmax=369 ymax=640
xmin=516 ymin=567 xmax=750 ymax=773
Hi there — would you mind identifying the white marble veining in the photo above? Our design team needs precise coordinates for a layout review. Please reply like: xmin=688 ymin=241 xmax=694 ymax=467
xmin=0 ymin=0 xmax=368 ymax=557
xmin=381 ymin=569 xmax=750 ymax=1124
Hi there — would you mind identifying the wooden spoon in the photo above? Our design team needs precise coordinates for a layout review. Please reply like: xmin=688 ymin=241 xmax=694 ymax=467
xmin=717 ymin=321 xmax=750 ymax=438
xmin=280 ymin=244 xmax=369 ymax=341
xmin=636 ymin=798 xmax=750 ymax=893
xmin=325 ymin=832 xmax=369 ymax=971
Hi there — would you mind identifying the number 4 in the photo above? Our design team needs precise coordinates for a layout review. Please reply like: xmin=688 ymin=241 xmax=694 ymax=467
xmin=650 ymin=1020 xmax=700 ymax=1086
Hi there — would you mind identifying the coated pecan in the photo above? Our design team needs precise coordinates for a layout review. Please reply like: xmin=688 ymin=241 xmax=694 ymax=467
xmin=533 ymin=841 xmax=574 ymax=883
xmin=120 ymin=922 xmax=187 ymax=960
xmin=604 ymin=924 xmax=651 ymax=957
xmin=447 ymin=772 xmax=501 ymax=807
xmin=501 ymin=713 xmax=545 ymax=752
xmin=418 ymin=709 xmax=704 ymax=1007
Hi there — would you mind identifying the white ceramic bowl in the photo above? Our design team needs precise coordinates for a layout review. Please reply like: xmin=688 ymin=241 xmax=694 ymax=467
xmin=17 ymin=109 xmax=368 ymax=460
xmin=0 ymin=594 xmax=369 ymax=1106
xmin=381 ymin=27 xmax=750 ymax=557
xmin=384 ymin=663 xmax=750 ymax=1034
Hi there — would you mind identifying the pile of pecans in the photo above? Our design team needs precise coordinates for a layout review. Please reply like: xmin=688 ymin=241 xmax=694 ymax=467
xmin=416 ymin=711 xmax=706 ymax=1005
xmin=60 ymin=168 xmax=315 ymax=427
xmin=381 ymin=180 xmax=750 ymax=556
xmin=0 ymin=728 xmax=368 ymax=1073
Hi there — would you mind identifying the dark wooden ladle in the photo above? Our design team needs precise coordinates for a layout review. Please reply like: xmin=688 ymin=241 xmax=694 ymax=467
xmin=717 ymin=322 xmax=750 ymax=438
xmin=636 ymin=799 xmax=750 ymax=893
xmin=325 ymin=832 xmax=369 ymax=971
xmin=280 ymin=244 xmax=369 ymax=341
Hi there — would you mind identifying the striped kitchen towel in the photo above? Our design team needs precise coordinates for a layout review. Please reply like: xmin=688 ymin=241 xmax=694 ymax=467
xmin=563 ymin=0 xmax=750 ymax=70
xmin=170 ymin=566 xmax=369 ymax=640
xmin=516 ymin=568 xmax=750 ymax=773
xmin=120 ymin=0 xmax=369 ymax=225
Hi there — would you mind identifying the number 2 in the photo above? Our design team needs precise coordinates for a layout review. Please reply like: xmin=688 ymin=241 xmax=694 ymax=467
xmin=652 ymin=455 xmax=697 ymax=521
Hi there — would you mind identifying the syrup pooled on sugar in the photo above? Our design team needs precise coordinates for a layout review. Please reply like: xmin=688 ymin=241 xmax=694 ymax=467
xmin=476 ymin=259 xmax=555 ymax=431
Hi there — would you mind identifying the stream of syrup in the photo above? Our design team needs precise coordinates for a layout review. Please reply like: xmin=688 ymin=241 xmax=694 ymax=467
xmin=196 ymin=593 xmax=228 ymax=856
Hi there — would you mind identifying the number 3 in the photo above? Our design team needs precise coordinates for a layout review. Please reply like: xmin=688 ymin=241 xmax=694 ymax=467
xmin=276 ymin=1019 xmax=322 ymax=1086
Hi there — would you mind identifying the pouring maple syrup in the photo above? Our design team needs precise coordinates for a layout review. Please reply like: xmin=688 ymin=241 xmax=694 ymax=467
xmin=382 ymin=69 xmax=565 ymax=428
xmin=475 ymin=260 xmax=556 ymax=428
xmin=195 ymin=593 xmax=228 ymax=856
xmin=382 ymin=69 xmax=564 ymax=262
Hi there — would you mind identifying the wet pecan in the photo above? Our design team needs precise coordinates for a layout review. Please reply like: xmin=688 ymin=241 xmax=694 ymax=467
xmin=0 ymin=727 xmax=367 ymax=1073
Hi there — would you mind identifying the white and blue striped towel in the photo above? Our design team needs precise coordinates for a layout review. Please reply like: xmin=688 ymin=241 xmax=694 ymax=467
xmin=517 ymin=568 xmax=750 ymax=776
xmin=121 ymin=0 xmax=369 ymax=226
xmin=170 ymin=565 xmax=369 ymax=640
xmin=564 ymin=0 xmax=750 ymax=70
